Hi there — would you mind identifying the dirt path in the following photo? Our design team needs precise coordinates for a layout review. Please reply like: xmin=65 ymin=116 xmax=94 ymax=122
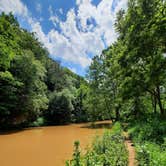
xmin=124 ymin=132 xmax=136 ymax=166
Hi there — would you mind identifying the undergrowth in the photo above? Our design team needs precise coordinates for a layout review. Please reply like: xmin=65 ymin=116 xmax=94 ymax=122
xmin=128 ymin=116 xmax=166 ymax=166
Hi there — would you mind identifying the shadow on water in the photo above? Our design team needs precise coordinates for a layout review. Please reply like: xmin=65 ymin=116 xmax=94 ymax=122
xmin=81 ymin=122 xmax=112 ymax=129
xmin=0 ymin=127 xmax=43 ymax=135
xmin=0 ymin=121 xmax=112 ymax=135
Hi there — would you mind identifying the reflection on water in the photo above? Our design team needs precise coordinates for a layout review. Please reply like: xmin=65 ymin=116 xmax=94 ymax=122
xmin=81 ymin=122 xmax=112 ymax=129
xmin=0 ymin=121 xmax=111 ymax=166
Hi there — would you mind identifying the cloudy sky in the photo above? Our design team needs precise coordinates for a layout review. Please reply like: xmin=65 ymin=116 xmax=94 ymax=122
xmin=0 ymin=0 xmax=127 ymax=76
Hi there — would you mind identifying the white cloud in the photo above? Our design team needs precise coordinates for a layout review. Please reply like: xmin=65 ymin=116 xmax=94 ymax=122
xmin=59 ymin=8 xmax=63 ymax=14
xmin=49 ymin=15 xmax=60 ymax=26
xmin=29 ymin=20 xmax=49 ymax=47
xmin=32 ymin=0 xmax=128 ymax=68
xmin=0 ymin=0 xmax=128 ymax=69
xmin=48 ymin=5 xmax=60 ymax=27
xmin=0 ymin=0 xmax=28 ymax=17
xmin=36 ymin=3 xmax=42 ymax=13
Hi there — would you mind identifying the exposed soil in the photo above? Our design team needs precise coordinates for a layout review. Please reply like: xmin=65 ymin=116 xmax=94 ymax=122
xmin=124 ymin=132 xmax=136 ymax=166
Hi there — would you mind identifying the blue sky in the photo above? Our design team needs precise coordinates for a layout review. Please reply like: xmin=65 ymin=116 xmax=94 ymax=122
xmin=0 ymin=0 xmax=127 ymax=76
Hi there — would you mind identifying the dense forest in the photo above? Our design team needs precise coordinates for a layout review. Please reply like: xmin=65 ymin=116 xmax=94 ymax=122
xmin=0 ymin=12 xmax=91 ymax=129
xmin=0 ymin=0 xmax=166 ymax=165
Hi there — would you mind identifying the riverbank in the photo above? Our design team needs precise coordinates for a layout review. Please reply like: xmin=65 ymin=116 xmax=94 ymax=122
xmin=67 ymin=122 xmax=128 ymax=166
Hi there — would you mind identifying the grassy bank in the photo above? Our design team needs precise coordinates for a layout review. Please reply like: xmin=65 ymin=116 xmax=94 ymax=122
xmin=66 ymin=122 xmax=128 ymax=166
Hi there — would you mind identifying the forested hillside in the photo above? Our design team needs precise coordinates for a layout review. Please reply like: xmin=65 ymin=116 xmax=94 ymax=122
xmin=0 ymin=12 xmax=89 ymax=129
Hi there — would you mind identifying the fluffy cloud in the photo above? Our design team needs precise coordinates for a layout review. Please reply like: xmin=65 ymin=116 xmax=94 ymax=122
xmin=0 ymin=0 xmax=28 ymax=17
xmin=48 ymin=5 xmax=60 ymax=27
xmin=0 ymin=0 xmax=128 ymax=69
xmin=42 ymin=0 xmax=128 ymax=68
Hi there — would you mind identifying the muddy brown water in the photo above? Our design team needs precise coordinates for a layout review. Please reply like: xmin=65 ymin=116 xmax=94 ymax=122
xmin=0 ymin=121 xmax=112 ymax=166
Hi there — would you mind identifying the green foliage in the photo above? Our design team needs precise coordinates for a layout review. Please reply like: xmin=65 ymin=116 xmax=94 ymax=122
xmin=0 ymin=13 xmax=87 ymax=128
xmin=0 ymin=13 xmax=50 ymax=128
xmin=86 ymin=0 xmax=166 ymax=122
xmin=11 ymin=50 xmax=48 ymax=116
xmin=30 ymin=117 xmax=45 ymax=127
xmin=0 ymin=12 xmax=19 ymax=70
xmin=136 ymin=142 xmax=166 ymax=166
xmin=44 ymin=54 xmax=89 ymax=125
xmin=128 ymin=117 xmax=166 ymax=144
xmin=66 ymin=141 xmax=81 ymax=166
xmin=45 ymin=58 xmax=66 ymax=92
xmin=44 ymin=91 xmax=73 ymax=124
xmin=1 ymin=1 xmax=166 ymax=165
xmin=72 ymin=82 xmax=89 ymax=123
xmin=128 ymin=116 xmax=166 ymax=165
xmin=0 ymin=71 xmax=23 ymax=127
xmin=67 ymin=122 xmax=128 ymax=166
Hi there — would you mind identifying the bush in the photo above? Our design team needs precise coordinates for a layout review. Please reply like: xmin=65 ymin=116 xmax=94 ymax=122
xmin=30 ymin=117 xmax=45 ymax=127
xmin=136 ymin=142 xmax=166 ymax=166
xmin=128 ymin=118 xmax=166 ymax=144
xmin=67 ymin=122 xmax=128 ymax=166
xmin=128 ymin=117 xmax=166 ymax=166
xmin=44 ymin=92 xmax=73 ymax=125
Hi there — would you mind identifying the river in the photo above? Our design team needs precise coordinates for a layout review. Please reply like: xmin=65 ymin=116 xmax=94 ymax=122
xmin=0 ymin=121 xmax=111 ymax=166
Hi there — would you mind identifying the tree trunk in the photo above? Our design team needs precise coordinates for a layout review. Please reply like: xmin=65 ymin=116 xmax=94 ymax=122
xmin=151 ymin=93 xmax=157 ymax=114
xmin=154 ymin=97 xmax=157 ymax=114
xmin=103 ymin=95 xmax=113 ymax=120
xmin=156 ymin=86 xmax=164 ymax=115
xmin=115 ymin=105 xmax=120 ymax=121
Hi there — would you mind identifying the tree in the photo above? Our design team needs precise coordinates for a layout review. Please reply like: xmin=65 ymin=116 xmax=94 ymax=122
xmin=0 ymin=13 xmax=48 ymax=127
xmin=86 ymin=0 xmax=166 ymax=121
xmin=44 ymin=90 xmax=73 ymax=125
xmin=0 ymin=12 xmax=19 ymax=71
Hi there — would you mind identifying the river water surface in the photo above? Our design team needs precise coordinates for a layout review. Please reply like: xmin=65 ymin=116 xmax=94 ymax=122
xmin=0 ymin=121 xmax=111 ymax=166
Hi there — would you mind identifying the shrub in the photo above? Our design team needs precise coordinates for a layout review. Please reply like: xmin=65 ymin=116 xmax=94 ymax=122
xmin=136 ymin=142 xmax=166 ymax=166
xmin=128 ymin=119 xmax=166 ymax=144
xmin=44 ymin=92 xmax=73 ymax=125
xmin=128 ymin=117 xmax=166 ymax=166
xmin=31 ymin=117 xmax=45 ymax=127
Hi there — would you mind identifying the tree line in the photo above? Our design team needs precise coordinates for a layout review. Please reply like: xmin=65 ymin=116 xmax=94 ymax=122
xmin=0 ymin=12 xmax=90 ymax=129
xmin=86 ymin=0 xmax=166 ymax=121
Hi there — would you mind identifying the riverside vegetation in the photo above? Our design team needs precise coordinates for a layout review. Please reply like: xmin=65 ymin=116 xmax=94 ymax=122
xmin=66 ymin=123 xmax=128 ymax=166
xmin=0 ymin=0 xmax=166 ymax=165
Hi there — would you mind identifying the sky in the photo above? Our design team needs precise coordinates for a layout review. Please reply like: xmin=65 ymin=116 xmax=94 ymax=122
xmin=0 ymin=0 xmax=128 ymax=76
